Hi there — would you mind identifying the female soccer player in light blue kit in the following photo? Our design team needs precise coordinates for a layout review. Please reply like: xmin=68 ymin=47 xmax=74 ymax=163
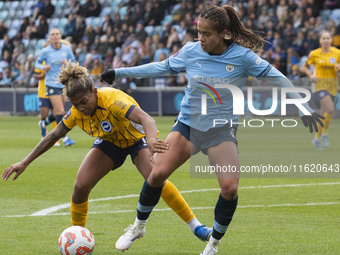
xmin=101 ymin=5 xmax=324 ymax=255
xmin=35 ymin=28 xmax=76 ymax=147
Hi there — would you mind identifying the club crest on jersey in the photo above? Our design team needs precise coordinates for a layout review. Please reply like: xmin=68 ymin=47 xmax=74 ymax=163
xmin=226 ymin=64 xmax=234 ymax=72
xmin=100 ymin=121 xmax=112 ymax=132
xmin=329 ymin=57 xmax=336 ymax=64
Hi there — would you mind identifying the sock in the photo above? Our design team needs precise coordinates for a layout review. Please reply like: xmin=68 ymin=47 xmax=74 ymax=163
xmin=56 ymin=114 xmax=64 ymax=124
xmin=315 ymin=123 xmax=322 ymax=139
xmin=52 ymin=121 xmax=57 ymax=130
xmin=322 ymin=112 xmax=332 ymax=134
xmin=187 ymin=217 xmax=201 ymax=233
xmin=137 ymin=179 xmax=163 ymax=220
xmin=44 ymin=113 xmax=55 ymax=125
xmin=70 ymin=198 xmax=88 ymax=227
xmin=133 ymin=217 xmax=147 ymax=227
xmin=212 ymin=194 xmax=238 ymax=240
xmin=161 ymin=180 xmax=195 ymax=224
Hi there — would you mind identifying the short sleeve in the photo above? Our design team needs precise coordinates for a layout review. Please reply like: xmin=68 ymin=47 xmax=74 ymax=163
xmin=306 ymin=51 xmax=315 ymax=66
xmin=62 ymin=108 xmax=77 ymax=131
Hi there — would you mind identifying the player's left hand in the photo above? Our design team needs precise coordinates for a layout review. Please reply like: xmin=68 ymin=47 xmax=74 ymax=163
xmin=147 ymin=138 xmax=169 ymax=154
xmin=301 ymin=112 xmax=325 ymax=133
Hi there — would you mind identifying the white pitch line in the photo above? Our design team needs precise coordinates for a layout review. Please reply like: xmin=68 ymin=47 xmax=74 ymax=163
xmin=2 ymin=182 xmax=340 ymax=218
xmin=4 ymin=202 xmax=340 ymax=218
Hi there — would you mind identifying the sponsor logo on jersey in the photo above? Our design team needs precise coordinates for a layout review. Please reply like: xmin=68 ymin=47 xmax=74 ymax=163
xmin=94 ymin=138 xmax=103 ymax=144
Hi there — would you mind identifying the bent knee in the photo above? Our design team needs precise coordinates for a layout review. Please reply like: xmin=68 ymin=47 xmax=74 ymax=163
xmin=148 ymin=171 xmax=169 ymax=187
xmin=220 ymin=181 xmax=239 ymax=200
xmin=73 ymin=182 xmax=91 ymax=202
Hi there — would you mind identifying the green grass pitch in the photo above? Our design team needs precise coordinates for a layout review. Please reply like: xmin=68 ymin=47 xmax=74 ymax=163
xmin=0 ymin=116 xmax=339 ymax=254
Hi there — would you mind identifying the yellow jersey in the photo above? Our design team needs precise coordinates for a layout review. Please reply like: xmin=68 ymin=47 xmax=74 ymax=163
xmin=306 ymin=47 xmax=340 ymax=96
xmin=62 ymin=87 xmax=146 ymax=148
xmin=35 ymin=61 xmax=47 ymax=99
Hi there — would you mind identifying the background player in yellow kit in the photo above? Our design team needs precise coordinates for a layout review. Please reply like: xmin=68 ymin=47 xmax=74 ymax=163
xmin=2 ymin=61 xmax=211 ymax=242
xmin=35 ymin=62 xmax=59 ymax=145
xmin=301 ymin=31 xmax=340 ymax=150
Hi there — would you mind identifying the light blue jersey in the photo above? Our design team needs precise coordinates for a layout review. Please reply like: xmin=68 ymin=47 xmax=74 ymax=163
xmin=35 ymin=44 xmax=75 ymax=89
xmin=115 ymin=41 xmax=312 ymax=131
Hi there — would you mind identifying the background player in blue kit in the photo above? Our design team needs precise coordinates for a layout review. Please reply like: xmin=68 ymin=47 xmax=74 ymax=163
xmin=35 ymin=28 xmax=76 ymax=147
xmin=101 ymin=5 xmax=324 ymax=255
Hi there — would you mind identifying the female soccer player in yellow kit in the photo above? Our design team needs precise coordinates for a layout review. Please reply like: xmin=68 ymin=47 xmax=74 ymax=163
xmin=301 ymin=31 xmax=340 ymax=150
xmin=2 ymin=62 xmax=211 ymax=242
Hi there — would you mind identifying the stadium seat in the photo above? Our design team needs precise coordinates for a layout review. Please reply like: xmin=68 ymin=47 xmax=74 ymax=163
xmin=10 ymin=19 xmax=22 ymax=31
xmin=153 ymin=25 xmax=162 ymax=37
xmin=37 ymin=39 xmax=47 ymax=49
xmin=58 ymin=17 xmax=68 ymax=28
xmin=92 ymin=17 xmax=101 ymax=27
xmin=0 ymin=39 xmax=4 ymax=51
xmin=50 ymin=18 xmax=60 ymax=29
xmin=112 ymin=0 xmax=122 ymax=8
xmin=55 ymin=0 xmax=65 ymax=9
xmin=85 ymin=17 xmax=93 ymax=27
xmin=8 ymin=9 xmax=17 ymax=21
xmin=8 ymin=28 xmax=18 ymax=39
xmin=161 ymin=15 xmax=173 ymax=26
xmin=330 ymin=9 xmax=340 ymax=25
xmin=144 ymin=26 xmax=154 ymax=36
xmin=119 ymin=6 xmax=127 ymax=18
xmin=23 ymin=9 xmax=32 ymax=18
xmin=25 ymin=1 xmax=35 ymax=10
xmin=10 ymin=1 xmax=20 ymax=10
xmin=52 ymin=8 xmax=64 ymax=19
xmin=100 ymin=6 xmax=112 ymax=17
xmin=34 ymin=47 xmax=42 ymax=57
xmin=0 ymin=10 xmax=8 ymax=20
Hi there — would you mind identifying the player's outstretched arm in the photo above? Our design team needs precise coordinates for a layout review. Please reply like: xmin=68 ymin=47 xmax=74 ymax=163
xmin=1 ymin=123 xmax=68 ymax=181
xmin=100 ymin=61 xmax=170 ymax=85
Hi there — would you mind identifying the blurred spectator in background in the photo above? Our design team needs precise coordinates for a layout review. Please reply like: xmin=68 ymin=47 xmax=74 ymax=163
xmin=101 ymin=14 xmax=114 ymax=35
xmin=19 ymin=17 xmax=30 ymax=38
xmin=0 ymin=67 xmax=13 ymax=87
xmin=1 ymin=0 xmax=340 ymax=89
xmin=31 ymin=0 xmax=45 ymax=21
xmin=73 ymin=16 xmax=86 ymax=44
xmin=39 ymin=0 xmax=55 ymax=19
xmin=30 ymin=15 xmax=49 ymax=39
xmin=77 ymin=44 xmax=89 ymax=66
xmin=113 ymin=61 xmax=134 ymax=94
xmin=63 ymin=13 xmax=76 ymax=39
xmin=85 ymin=0 xmax=102 ymax=17
xmin=135 ymin=22 xmax=148 ymax=43
xmin=2 ymin=35 xmax=14 ymax=56
xmin=90 ymin=57 xmax=103 ymax=87
xmin=0 ymin=21 xmax=8 ymax=40
xmin=153 ymin=41 xmax=169 ymax=62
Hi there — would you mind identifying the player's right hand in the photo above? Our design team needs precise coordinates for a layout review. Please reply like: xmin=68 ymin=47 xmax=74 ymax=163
xmin=1 ymin=162 xmax=27 ymax=181
xmin=100 ymin=69 xmax=116 ymax=85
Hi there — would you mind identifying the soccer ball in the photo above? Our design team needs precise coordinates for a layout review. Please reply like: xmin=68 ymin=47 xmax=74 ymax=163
xmin=58 ymin=226 xmax=95 ymax=255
